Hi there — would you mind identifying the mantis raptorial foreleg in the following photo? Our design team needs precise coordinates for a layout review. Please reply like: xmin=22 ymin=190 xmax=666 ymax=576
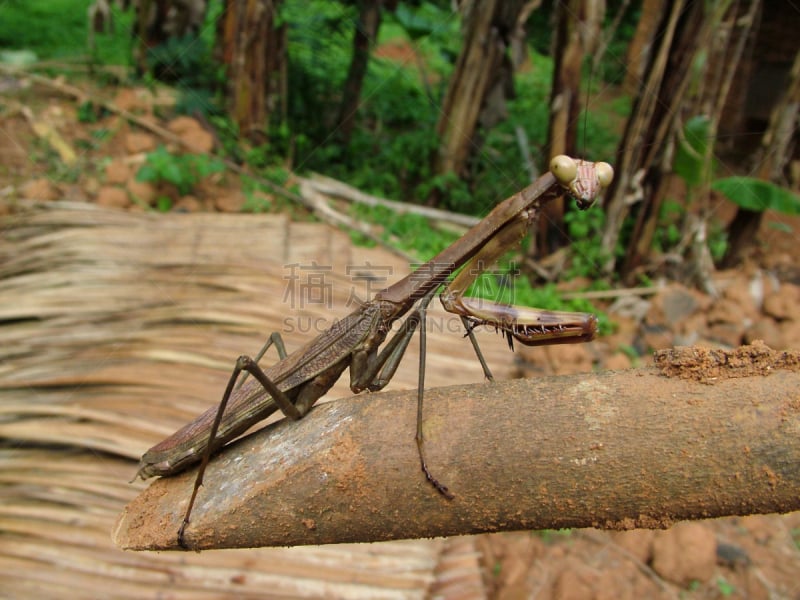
xmin=440 ymin=208 xmax=598 ymax=348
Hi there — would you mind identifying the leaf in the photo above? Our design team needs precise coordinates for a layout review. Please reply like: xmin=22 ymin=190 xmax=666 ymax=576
xmin=712 ymin=177 xmax=800 ymax=215
xmin=163 ymin=162 xmax=185 ymax=188
xmin=136 ymin=164 xmax=156 ymax=183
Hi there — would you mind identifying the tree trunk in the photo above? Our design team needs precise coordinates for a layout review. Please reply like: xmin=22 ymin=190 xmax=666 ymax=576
xmin=429 ymin=0 xmax=526 ymax=206
xmin=536 ymin=0 xmax=604 ymax=256
xmin=617 ymin=1 xmax=760 ymax=287
xmin=336 ymin=1 xmax=384 ymax=144
xmin=721 ymin=46 xmax=800 ymax=268
xmin=599 ymin=0 xmax=701 ymax=279
xmin=215 ymin=0 xmax=286 ymax=141
xmin=622 ymin=0 xmax=666 ymax=96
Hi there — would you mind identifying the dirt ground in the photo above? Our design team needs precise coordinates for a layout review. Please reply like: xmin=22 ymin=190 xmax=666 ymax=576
xmin=1 ymin=74 xmax=799 ymax=599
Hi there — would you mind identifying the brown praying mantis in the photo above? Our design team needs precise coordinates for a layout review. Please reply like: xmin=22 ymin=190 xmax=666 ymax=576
xmin=135 ymin=155 xmax=614 ymax=548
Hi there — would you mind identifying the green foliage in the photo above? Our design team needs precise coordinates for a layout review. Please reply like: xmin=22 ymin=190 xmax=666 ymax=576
xmin=668 ymin=115 xmax=799 ymax=263
xmin=155 ymin=195 xmax=173 ymax=213
xmin=278 ymin=1 xmax=622 ymax=216
xmin=472 ymin=53 xmax=622 ymax=215
xmin=564 ymin=206 xmax=614 ymax=280
xmin=383 ymin=3 xmax=460 ymax=70
xmin=240 ymin=169 xmax=295 ymax=214
xmin=393 ymin=3 xmax=444 ymax=40
xmin=145 ymin=35 xmax=223 ymax=116
xmin=280 ymin=2 xmax=353 ymax=137
xmin=350 ymin=203 xmax=459 ymax=258
xmin=653 ymin=199 xmax=683 ymax=253
xmin=241 ymin=192 xmax=272 ymax=214
xmin=77 ymin=102 xmax=96 ymax=124
xmin=0 ymin=0 xmax=133 ymax=64
xmin=136 ymin=146 xmax=225 ymax=196
xmin=415 ymin=171 xmax=472 ymax=213
xmin=708 ymin=220 xmax=728 ymax=262
xmin=278 ymin=1 xmax=451 ymax=204
xmin=469 ymin=54 xmax=590 ymax=210
xmin=712 ymin=177 xmax=800 ymax=215
xmin=579 ymin=93 xmax=630 ymax=161
xmin=91 ymin=128 xmax=112 ymax=143
xmin=593 ymin=1 xmax=641 ymax=84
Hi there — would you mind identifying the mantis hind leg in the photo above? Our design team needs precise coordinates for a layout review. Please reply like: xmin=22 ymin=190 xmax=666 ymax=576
xmin=235 ymin=332 xmax=288 ymax=391
xmin=179 ymin=351 xmax=300 ymax=549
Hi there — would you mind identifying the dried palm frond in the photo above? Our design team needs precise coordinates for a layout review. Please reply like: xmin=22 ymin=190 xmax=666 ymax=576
xmin=1 ymin=200 xmax=504 ymax=598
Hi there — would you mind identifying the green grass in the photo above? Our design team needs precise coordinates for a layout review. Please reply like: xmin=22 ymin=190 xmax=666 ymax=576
xmin=0 ymin=0 xmax=134 ymax=64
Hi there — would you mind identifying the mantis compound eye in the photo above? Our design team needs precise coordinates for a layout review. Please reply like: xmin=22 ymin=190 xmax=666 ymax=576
xmin=550 ymin=155 xmax=577 ymax=186
xmin=596 ymin=162 xmax=614 ymax=188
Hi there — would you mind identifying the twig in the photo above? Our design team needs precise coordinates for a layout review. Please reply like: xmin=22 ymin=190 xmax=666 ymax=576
xmin=115 ymin=362 xmax=800 ymax=550
xmin=304 ymin=173 xmax=480 ymax=228
xmin=298 ymin=180 xmax=416 ymax=263
xmin=514 ymin=125 xmax=538 ymax=182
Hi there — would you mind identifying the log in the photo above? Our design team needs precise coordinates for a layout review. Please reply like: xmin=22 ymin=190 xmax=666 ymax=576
xmin=114 ymin=352 xmax=800 ymax=551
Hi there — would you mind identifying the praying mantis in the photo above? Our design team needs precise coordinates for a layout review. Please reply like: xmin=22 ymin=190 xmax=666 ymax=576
xmin=135 ymin=155 xmax=614 ymax=548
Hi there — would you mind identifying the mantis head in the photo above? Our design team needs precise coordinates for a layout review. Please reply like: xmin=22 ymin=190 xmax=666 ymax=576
xmin=549 ymin=155 xmax=614 ymax=210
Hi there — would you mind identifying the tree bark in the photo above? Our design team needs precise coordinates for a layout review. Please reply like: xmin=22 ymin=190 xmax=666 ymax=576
xmin=215 ymin=0 xmax=286 ymax=140
xmin=336 ymin=0 xmax=384 ymax=144
xmin=116 ymin=346 xmax=800 ymax=551
xmin=537 ymin=0 xmax=604 ymax=255
xmin=429 ymin=0 xmax=526 ymax=205
xmin=622 ymin=0 xmax=666 ymax=96
xmin=600 ymin=0 xmax=701 ymax=279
